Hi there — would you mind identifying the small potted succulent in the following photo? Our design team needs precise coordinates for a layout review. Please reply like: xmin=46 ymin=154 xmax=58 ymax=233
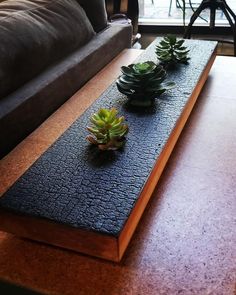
xmin=86 ymin=108 xmax=128 ymax=151
xmin=156 ymin=35 xmax=190 ymax=67
xmin=116 ymin=61 xmax=175 ymax=107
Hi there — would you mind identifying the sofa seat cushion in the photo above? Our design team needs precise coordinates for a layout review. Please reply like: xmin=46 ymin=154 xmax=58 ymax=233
xmin=0 ymin=0 xmax=95 ymax=98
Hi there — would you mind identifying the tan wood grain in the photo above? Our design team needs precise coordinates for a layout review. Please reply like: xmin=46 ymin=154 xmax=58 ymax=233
xmin=0 ymin=208 xmax=120 ymax=261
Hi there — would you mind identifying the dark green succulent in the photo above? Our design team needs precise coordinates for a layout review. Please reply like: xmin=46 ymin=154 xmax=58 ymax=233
xmin=116 ymin=61 xmax=175 ymax=106
xmin=156 ymin=35 xmax=190 ymax=65
xmin=86 ymin=108 xmax=128 ymax=151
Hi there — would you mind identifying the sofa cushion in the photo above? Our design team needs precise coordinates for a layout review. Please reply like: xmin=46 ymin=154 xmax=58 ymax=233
xmin=0 ymin=0 xmax=95 ymax=99
xmin=76 ymin=0 xmax=108 ymax=32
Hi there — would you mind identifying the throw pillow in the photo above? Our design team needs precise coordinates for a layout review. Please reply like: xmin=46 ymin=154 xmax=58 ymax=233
xmin=0 ymin=0 xmax=95 ymax=98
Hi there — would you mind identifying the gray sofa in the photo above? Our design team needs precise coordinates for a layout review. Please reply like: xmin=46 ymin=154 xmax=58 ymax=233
xmin=0 ymin=0 xmax=132 ymax=158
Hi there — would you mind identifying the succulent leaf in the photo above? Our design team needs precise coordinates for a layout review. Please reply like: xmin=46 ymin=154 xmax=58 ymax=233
xmin=156 ymin=35 xmax=190 ymax=65
xmin=116 ymin=61 xmax=174 ymax=106
xmin=86 ymin=108 xmax=128 ymax=151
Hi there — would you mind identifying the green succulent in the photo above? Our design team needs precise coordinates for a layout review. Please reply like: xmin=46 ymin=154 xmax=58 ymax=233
xmin=116 ymin=61 xmax=175 ymax=106
xmin=86 ymin=108 xmax=128 ymax=150
xmin=156 ymin=35 xmax=190 ymax=65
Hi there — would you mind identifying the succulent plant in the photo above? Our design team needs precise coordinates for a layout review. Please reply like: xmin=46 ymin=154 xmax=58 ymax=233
xmin=86 ymin=108 xmax=128 ymax=151
xmin=156 ymin=35 xmax=190 ymax=65
xmin=116 ymin=61 xmax=175 ymax=106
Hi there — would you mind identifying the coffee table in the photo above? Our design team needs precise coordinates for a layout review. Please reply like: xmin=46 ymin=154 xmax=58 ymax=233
xmin=0 ymin=53 xmax=235 ymax=295
xmin=0 ymin=40 xmax=217 ymax=262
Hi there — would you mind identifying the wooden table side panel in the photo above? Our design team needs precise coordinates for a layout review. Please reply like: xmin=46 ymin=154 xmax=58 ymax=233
xmin=0 ymin=209 xmax=119 ymax=261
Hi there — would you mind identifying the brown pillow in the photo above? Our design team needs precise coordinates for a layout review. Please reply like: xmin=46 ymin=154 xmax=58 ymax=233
xmin=0 ymin=0 xmax=95 ymax=98
xmin=76 ymin=0 xmax=108 ymax=32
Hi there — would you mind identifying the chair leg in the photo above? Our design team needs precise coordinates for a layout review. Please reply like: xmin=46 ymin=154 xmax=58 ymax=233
xmin=168 ymin=0 xmax=173 ymax=16
xmin=220 ymin=5 xmax=236 ymax=56
xmin=184 ymin=1 xmax=207 ymax=38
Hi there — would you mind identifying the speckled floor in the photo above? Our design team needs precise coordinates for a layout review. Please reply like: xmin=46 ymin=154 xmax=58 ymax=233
xmin=0 ymin=53 xmax=235 ymax=295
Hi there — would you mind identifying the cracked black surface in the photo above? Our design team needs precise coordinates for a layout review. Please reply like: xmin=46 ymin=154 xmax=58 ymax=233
xmin=0 ymin=39 xmax=217 ymax=236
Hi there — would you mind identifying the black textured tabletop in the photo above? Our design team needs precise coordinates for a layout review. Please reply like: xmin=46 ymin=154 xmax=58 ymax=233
xmin=0 ymin=39 xmax=217 ymax=236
